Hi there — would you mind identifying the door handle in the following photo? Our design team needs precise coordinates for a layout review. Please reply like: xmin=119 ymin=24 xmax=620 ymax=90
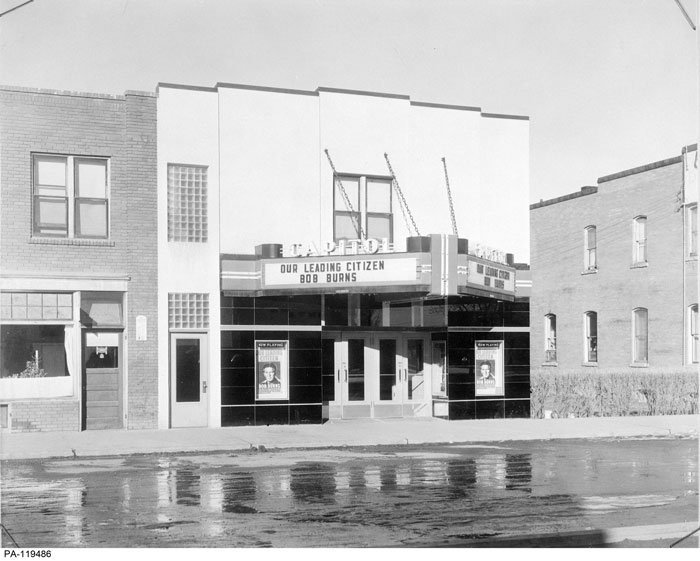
xmin=404 ymin=369 xmax=407 ymax=382
xmin=202 ymin=380 xmax=208 ymax=393
xmin=337 ymin=369 xmax=340 ymax=383
xmin=344 ymin=369 xmax=348 ymax=382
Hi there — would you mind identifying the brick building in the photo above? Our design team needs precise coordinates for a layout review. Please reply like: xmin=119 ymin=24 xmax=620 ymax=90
xmin=0 ymin=86 xmax=158 ymax=432
xmin=530 ymin=145 xmax=697 ymax=374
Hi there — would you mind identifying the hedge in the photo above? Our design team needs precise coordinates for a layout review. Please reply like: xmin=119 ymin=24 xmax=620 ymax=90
xmin=530 ymin=369 xmax=698 ymax=418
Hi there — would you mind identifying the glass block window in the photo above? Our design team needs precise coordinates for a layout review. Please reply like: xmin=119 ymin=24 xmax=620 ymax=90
xmin=168 ymin=164 xmax=208 ymax=242
xmin=0 ymin=292 xmax=73 ymax=321
xmin=168 ymin=293 xmax=209 ymax=329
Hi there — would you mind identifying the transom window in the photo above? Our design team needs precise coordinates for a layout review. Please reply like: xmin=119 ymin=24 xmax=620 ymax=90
xmin=33 ymin=155 xmax=109 ymax=238
xmin=333 ymin=174 xmax=393 ymax=242
xmin=632 ymin=307 xmax=648 ymax=364
xmin=168 ymin=164 xmax=208 ymax=242
xmin=544 ymin=314 xmax=557 ymax=363
xmin=584 ymin=226 xmax=597 ymax=270
xmin=632 ymin=216 xmax=647 ymax=264
xmin=584 ymin=311 xmax=597 ymax=363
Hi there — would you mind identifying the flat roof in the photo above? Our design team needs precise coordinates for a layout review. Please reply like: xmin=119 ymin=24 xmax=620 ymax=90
xmin=156 ymin=81 xmax=529 ymax=120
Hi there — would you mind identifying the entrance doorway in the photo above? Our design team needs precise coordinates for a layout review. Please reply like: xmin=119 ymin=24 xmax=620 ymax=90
xmin=325 ymin=332 xmax=430 ymax=419
xmin=82 ymin=330 xmax=123 ymax=430
xmin=170 ymin=333 xmax=209 ymax=428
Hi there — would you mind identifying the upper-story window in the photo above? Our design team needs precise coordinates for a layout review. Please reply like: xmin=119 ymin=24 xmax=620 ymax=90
xmin=584 ymin=311 xmax=597 ymax=363
xmin=632 ymin=216 xmax=647 ymax=264
xmin=584 ymin=226 xmax=597 ymax=271
xmin=632 ymin=307 xmax=648 ymax=364
xmin=167 ymin=164 xmax=208 ymax=242
xmin=33 ymin=155 xmax=109 ymax=238
xmin=544 ymin=314 xmax=557 ymax=363
xmin=688 ymin=204 xmax=697 ymax=258
xmin=333 ymin=174 xmax=393 ymax=243
xmin=689 ymin=304 xmax=698 ymax=364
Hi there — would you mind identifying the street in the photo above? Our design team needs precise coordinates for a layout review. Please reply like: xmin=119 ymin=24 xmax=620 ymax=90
xmin=1 ymin=436 xmax=697 ymax=547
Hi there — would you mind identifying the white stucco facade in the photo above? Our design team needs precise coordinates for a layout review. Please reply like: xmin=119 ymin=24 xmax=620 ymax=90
xmin=156 ymin=82 xmax=530 ymax=428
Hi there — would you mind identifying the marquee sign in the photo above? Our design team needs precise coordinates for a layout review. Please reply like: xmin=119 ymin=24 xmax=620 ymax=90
xmin=264 ymin=257 xmax=419 ymax=288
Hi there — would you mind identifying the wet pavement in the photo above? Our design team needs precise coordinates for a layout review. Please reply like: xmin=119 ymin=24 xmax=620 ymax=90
xmin=1 ymin=436 xmax=697 ymax=548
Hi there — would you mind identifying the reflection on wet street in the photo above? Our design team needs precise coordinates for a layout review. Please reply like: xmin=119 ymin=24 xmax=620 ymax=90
xmin=1 ymin=438 xmax=696 ymax=547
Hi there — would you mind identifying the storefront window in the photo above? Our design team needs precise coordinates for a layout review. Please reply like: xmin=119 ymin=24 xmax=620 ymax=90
xmin=0 ymin=325 xmax=69 ymax=378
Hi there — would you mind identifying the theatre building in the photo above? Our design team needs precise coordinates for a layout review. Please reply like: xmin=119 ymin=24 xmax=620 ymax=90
xmin=0 ymin=86 xmax=158 ymax=432
xmin=530 ymin=145 xmax=697 ymax=374
xmin=157 ymin=82 xmax=531 ymax=428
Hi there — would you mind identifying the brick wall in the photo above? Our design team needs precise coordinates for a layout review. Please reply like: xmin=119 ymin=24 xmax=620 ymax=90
xmin=1 ymin=86 xmax=159 ymax=431
xmin=0 ymin=87 xmax=128 ymax=272
xmin=124 ymin=93 xmax=159 ymax=429
xmin=9 ymin=399 xmax=80 ymax=432
xmin=531 ymin=158 xmax=692 ymax=372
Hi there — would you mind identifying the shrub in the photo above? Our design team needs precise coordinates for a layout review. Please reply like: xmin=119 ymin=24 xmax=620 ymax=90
xmin=531 ymin=369 xmax=698 ymax=418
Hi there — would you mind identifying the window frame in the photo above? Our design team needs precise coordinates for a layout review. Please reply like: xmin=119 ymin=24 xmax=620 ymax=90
xmin=687 ymin=204 xmax=698 ymax=258
xmin=583 ymin=225 xmax=597 ymax=271
xmin=632 ymin=215 xmax=647 ymax=265
xmin=544 ymin=313 xmax=557 ymax=363
xmin=333 ymin=173 xmax=394 ymax=243
xmin=689 ymin=304 xmax=698 ymax=364
xmin=583 ymin=311 xmax=597 ymax=364
xmin=32 ymin=154 xmax=110 ymax=239
xmin=632 ymin=307 xmax=648 ymax=365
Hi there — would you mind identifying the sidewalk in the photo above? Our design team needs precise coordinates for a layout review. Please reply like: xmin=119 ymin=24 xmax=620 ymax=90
xmin=1 ymin=414 xmax=698 ymax=461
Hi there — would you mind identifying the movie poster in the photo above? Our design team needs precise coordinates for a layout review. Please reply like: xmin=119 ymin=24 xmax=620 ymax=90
xmin=474 ymin=340 xmax=504 ymax=396
xmin=255 ymin=340 xmax=289 ymax=401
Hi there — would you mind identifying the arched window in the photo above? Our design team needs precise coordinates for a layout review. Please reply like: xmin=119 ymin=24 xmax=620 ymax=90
xmin=633 ymin=216 xmax=647 ymax=264
xmin=632 ymin=308 xmax=648 ymax=364
xmin=544 ymin=314 xmax=557 ymax=362
xmin=584 ymin=226 xmax=597 ymax=270
xmin=584 ymin=311 xmax=597 ymax=363
xmin=689 ymin=304 xmax=698 ymax=364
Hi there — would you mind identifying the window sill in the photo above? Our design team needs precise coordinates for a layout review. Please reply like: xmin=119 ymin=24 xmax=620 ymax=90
xmin=629 ymin=363 xmax=649 ymax=368
xmin=630 ymin=262 xmax=648 ymax=269
xmin=686 ymin=254 xmax=697 ymax=262
xmin=541 ymin=362 xmax=558 ymax=367
xmin=581 ymin=362 xmax=598 ymax=367
xmin=30 ymin=237 xmax=114 ymax=247
xmin=581 ymin=269 xmax=598 ymax=276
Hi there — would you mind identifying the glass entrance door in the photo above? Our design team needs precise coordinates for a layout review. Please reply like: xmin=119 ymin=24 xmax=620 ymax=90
xmin=170 ymin=333 xmax=209 ymax=428
xmin=337 ymin=335 xmax=371 ymax=419
xmin=327 ymin=332 xmax=430 ymax=419
xmin=402 ymin=337 xmax=429 ymax=415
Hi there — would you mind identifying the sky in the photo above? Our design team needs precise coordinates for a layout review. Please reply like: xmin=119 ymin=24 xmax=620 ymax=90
xmin=0 ymin=0 xmax=697 ymax=203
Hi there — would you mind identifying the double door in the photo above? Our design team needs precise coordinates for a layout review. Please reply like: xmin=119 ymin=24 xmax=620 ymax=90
xmin=326 ymin=332 xmax=430 ymax=419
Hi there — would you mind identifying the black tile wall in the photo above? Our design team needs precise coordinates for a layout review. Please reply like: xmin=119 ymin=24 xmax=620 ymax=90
xmin=221 ymin=406 xmax=254 ymax=426
xmin=290 ymin=405 xmax=322 ymax=424
xmin=476 ymin=400 xmax=505 ymax=419
xmin=505 ymin=400 xmax=530 ymax=418
xmin=256 ymin=405 xmax=289 ymax=425
xmin=220 ymin=325 xmax=323 ymax=425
